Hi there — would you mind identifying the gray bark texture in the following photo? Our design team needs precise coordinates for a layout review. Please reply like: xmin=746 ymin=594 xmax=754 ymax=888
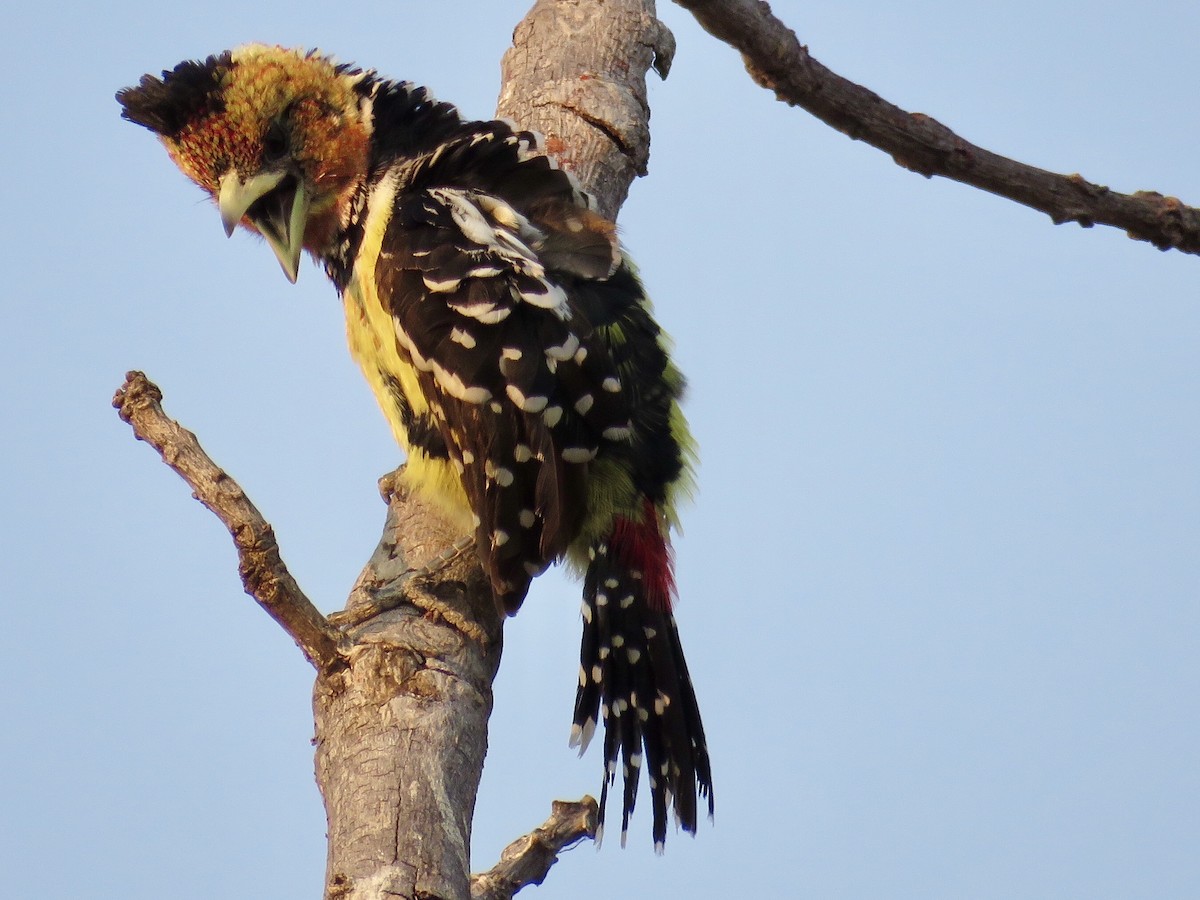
xmin=498 ymin=0 xmax=672 ymax=222
xmin=316 ymin=485 xmax=502 ymax=900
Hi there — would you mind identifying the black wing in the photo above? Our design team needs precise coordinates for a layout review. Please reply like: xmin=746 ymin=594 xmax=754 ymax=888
xmin=376 ymin=185 xmax=633 ymax=611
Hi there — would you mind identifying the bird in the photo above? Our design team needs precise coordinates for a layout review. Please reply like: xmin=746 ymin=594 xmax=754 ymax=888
xmin=118 ymin=43 xmax=711 ymax=849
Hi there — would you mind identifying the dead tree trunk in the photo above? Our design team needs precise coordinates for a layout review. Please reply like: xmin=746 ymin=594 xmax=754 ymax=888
xmin=315 ymin=486 xmax=502 ymax=900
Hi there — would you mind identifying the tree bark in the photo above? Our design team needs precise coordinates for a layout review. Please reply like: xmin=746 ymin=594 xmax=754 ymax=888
xmin=316 ymin=485 xmax=502 ymax=900
xmin=497 ymin=0 xmax=672 ymax=222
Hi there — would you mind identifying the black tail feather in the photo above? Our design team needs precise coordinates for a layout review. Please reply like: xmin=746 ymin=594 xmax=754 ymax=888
xmin=571 ymin=538 xmax=713 ymax=848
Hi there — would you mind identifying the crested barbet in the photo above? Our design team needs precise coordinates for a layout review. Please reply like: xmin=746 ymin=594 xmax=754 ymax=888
xmin=118 ymin=44 xmax=712 ymax=848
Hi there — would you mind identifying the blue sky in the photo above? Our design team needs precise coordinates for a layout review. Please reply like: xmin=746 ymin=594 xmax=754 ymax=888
xmin=4 ymin=2 xmax=1197 ymax=897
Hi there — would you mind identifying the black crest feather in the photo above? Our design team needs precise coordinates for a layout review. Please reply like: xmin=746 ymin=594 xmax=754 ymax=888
xmin=116 ymin=52 xmax=232 ymax=138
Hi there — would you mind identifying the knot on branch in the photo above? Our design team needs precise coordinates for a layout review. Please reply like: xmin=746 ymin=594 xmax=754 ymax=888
xmin=647 ymin=17 xmax=676 ymax=79
xmin=112 ymin=370 xmax=163 ymax=425
xmin=1131 ymin=190 xmax=1197 ymax=252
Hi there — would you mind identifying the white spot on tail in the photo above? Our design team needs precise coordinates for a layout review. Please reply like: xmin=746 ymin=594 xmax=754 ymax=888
xmin=570 ymin=717 xmax=596 ymax=753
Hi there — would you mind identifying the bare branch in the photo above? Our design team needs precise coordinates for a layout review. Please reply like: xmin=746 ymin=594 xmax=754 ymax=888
xmin=113 ymin=371 xmax=348 ymax=672
xmin=470 ymin=799 xmax=600 ymax=900
xmin=497 ymin=0 xmax=671 ymax=220
xmin=674 ymin=0 xmax=1200 ymax=255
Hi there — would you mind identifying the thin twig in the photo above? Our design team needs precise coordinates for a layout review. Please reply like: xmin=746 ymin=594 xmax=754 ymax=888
xmin=113 ymin=371 xmax=349 ymax=672
xmin=470 ymin=798 xmax=599 ymax=900
xmin=674 ymin=0 xmax=1200 ymax=255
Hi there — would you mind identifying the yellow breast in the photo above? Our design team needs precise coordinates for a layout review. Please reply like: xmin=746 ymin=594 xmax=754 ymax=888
xmin=342 ymin=172 xmax=473 ymax=531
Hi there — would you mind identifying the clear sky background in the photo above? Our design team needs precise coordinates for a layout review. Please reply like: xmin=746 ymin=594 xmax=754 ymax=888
xmin=4 ymin=2 xmax=1197 ymax=897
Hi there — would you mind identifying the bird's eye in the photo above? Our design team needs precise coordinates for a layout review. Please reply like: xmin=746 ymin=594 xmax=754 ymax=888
xmin=262 ymin=121 xmax=290 ymax=163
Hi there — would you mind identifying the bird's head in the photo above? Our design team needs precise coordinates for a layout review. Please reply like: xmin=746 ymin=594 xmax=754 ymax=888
xmin=118 ymin=44 xmax=371 ymax=282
